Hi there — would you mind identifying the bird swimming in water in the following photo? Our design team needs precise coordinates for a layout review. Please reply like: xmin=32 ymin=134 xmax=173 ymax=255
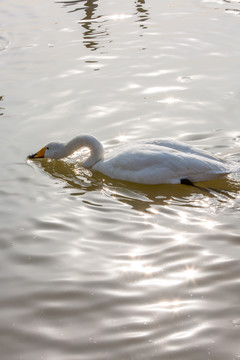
xmin=28 ymin=134 xmax=234 ymax=185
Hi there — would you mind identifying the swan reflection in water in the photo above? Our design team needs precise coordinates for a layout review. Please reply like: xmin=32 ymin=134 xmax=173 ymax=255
xmin=29 ymin=155 xmax=240 ymax=213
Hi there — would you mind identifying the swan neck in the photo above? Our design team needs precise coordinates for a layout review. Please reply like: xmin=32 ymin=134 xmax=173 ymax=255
xmin=64 ymin=135 xmax=104 ymax=167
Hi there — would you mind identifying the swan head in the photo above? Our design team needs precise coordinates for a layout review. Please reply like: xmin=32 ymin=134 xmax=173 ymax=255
xmin=28 ymin=135 xmax=104 ymax=166
xmin=28 ymin=141 xmax=65 ymax=160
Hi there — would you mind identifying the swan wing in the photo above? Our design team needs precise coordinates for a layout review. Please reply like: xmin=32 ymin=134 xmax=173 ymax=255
xmin=139 ymin=138 xmax=226 ymax=163
xmin=93 ymin=142 xmax=230 ymax=184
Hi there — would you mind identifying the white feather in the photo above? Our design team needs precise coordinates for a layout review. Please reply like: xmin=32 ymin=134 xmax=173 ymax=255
xmin=30 ymin=135 xmax=234 ymax=184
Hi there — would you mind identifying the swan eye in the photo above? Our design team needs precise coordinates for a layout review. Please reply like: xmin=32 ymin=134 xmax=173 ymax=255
xmin=46 ymin=147 xmax=49 ymax=150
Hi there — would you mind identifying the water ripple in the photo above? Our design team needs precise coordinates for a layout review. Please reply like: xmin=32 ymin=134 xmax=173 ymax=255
xmin=0 ymin=33 xmax=10 ymax=52
xmin=2 ymin=1 xmax=240 ymax=359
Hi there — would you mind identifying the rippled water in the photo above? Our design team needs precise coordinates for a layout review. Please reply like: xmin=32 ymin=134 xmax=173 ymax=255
xmin=1 ymin=0 xmax=240 ymax=359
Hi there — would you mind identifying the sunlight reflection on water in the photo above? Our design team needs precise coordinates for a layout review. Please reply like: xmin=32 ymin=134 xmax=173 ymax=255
xmin=1 ymin=0 xmax=240 ymax=359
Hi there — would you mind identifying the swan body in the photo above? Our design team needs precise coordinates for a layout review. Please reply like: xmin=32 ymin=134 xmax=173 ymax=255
xmin=28 ymin=135 xmax=232 ymax=184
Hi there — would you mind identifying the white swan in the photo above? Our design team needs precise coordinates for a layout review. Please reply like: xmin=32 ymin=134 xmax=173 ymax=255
xmin=28 ymin=134 xmax=233 ymax=185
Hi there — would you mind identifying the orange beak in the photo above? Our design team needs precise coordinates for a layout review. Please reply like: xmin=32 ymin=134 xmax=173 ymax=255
xmin=28 ymin=147 xmax=46 ymax=159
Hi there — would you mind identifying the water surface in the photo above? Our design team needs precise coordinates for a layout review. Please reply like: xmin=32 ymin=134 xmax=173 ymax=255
xmin=1 ymin=0 xmax=240 ymax=359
